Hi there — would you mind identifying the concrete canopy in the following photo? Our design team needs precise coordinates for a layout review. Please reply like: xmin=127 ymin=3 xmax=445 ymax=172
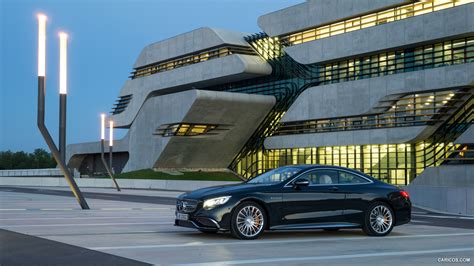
xmin=124 ymin=89 xmax=275 ymax=171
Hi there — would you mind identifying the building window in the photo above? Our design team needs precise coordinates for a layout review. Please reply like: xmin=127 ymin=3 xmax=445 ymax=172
xmin=154 ymin=123 xmax=226 ymax=137
xmin=130 ymin=45 xmax=257 ymax=79
xmin=235 ymin=96 xmax=473 ymax=185
xmin=316 ymin=37 xmax=474 ymax=84
xmin=111 ymin=94 xmax=133 ymax=115
xmin=280 ymin=0 xmax=474 ymax=47
xmin=274 ymin=89 xmax=469 ymax=135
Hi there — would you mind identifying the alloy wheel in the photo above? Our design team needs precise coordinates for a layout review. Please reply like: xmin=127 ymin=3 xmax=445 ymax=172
xmin=369 ymin=205 xmax=393 ymax=234
xmin=236 ymin=205 xmax=264 ymax=238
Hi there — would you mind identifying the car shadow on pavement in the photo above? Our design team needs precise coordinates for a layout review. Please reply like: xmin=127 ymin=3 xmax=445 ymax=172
xmin=174 ymin=228 xmax=410 ymax=240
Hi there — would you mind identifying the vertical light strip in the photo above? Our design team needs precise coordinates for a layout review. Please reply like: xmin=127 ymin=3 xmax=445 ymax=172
xmin=59 ymin=32 xmax=68 ymax=94
xmin=100 ymin=114 xmax=106 ymax=140
xmin=109 ymin=120 xmax=114 ymax=147
xmin=37 ymin=14 xmax=47 ymax=77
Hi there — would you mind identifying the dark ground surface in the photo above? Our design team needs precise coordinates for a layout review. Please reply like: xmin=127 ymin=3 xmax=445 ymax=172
xmin=0 ymin=229 xmax=151 ymax=266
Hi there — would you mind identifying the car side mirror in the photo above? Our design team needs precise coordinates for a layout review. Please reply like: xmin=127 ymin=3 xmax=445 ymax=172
xmin=293 ymin=178 xmax=310 ymax=188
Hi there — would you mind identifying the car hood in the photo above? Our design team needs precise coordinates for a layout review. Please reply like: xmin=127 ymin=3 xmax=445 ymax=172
xmin=178 ymin=182 xmax=271 ymax=200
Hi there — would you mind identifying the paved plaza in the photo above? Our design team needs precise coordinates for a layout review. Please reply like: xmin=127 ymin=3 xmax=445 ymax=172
xmin=1 ymin=186 xmax=473 ymax=265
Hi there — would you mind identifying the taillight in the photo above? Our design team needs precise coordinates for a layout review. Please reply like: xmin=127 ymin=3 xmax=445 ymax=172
xmin=400 ymin=190 xmax=410 ymax=199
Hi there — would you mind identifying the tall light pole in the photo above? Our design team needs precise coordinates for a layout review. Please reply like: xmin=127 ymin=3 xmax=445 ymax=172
xmin=109 ymin=120 xmax=114 ymax=174
xmin=100 ymin=114 xmax=120 ymax=191
xmin=37 ymin=14 xmax=89 ymax=209
xmin=59 ymin=32 xmax=68 ymax=163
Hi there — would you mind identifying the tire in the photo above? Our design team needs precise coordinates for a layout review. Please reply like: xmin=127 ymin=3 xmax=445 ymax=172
xmin=363 ymin=201 xmax=395 ymax=236
xmin=230 ymin=202 xmax=266 ymax=240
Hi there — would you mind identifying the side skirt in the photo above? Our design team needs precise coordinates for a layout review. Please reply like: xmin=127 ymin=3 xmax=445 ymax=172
xmin=269 ymin=222 xmax=360 ymax=231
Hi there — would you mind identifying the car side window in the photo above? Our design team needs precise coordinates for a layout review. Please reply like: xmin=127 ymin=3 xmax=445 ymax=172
xmin=338 ymin=171 xmax=368 ymax=184
xmin=298 ymin=170 xmax=339 ymax=185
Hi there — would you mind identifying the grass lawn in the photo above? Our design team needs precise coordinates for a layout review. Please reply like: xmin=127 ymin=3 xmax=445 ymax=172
xmin=97 ymin=169 xmax=242 ymax=182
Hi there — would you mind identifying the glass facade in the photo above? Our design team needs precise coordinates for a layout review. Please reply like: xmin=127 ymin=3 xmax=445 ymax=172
xmin=317 ymin=37 xmax=474 ymax=84
xmin=236 ymin=145 xmax=413 ymax=185
xmin=280 ymin=0 xmax=474 ymax=46
xmin=275 ymin=89 xmax=468 ymax=135
xmin=235 ymin=96 xmax=473 ymax=184
xmin=222 ymin=34 xmax=474 ymax=184
xmin=131 ymin=45 xmax=256 ymax=79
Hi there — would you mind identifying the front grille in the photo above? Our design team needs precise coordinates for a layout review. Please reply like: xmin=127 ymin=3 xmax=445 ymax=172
xmin=176 ymin=199 xmax=198 ymax=213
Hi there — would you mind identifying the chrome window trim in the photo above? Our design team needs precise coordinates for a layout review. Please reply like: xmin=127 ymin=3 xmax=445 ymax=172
xmin=283 ymin=168 xmax=374 ymax=188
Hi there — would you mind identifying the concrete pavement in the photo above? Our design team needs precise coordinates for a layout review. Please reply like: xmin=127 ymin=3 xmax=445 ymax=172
xmin=1 ymin=186 xmax=473 ymax=265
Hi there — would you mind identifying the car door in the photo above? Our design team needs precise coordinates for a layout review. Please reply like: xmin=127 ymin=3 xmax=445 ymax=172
xmin=335 ymin=170 xmax=374 ymax=224
xmin=280 ymin=169 xmax=346 ymax=226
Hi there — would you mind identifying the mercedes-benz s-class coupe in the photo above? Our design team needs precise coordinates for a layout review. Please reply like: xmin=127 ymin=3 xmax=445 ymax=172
xmin=175 ymin=165 xmax=411 ymax=240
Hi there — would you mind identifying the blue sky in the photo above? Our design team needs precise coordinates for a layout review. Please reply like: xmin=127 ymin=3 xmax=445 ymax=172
xmin=0 ymin=0 xmax=303 ymax=152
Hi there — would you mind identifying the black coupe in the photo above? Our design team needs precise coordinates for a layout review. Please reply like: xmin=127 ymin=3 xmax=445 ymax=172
xmin=175 ymin=165 xmax=411 ymax=240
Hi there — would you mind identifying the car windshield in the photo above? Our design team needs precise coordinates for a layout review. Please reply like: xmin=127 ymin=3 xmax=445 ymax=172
xmin=247 ymin=167 xmax=303 ymax=184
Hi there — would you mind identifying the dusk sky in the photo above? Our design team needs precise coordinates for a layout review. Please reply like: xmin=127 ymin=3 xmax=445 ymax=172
xmin=0 ymin=0 xmax=303 ymax=152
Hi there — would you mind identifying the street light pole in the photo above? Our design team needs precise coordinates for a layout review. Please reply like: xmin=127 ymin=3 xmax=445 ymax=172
xmin=100 ymin=114 xmax=120 ymax=191
xmin=109 ymin=120 xmax=114 ymax=174
xmin=36 ymin=14 xmax=89 ymax=209
xmin=59 ymin=32 xmax=68 ymax=163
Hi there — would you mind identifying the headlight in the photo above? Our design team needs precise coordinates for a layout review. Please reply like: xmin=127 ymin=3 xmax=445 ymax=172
xmin=203 ymin=196 xmax=231 ymax=210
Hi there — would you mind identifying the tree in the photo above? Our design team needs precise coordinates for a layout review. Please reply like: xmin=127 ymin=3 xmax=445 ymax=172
xmin=0 ymin=149 xmax=56 ymax=170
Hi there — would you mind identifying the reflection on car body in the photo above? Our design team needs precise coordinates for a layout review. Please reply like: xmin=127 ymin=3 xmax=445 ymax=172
xmin=175 ymin=165 xmax=411 ymax=240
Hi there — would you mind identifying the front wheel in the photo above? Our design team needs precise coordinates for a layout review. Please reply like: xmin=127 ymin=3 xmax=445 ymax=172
xmin=230 ymin=202 xmax=266 ymax=240
xmin=363 ymin=201 xmax=394 ymax=236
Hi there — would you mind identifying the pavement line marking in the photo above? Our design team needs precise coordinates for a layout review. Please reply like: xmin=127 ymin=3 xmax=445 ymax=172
xmin=1 ymin=222 xmax=173 ymax=228
xmin=411 ymin=211 xmax=428 ymax=214
xmin=179 ymin=247 xmax=474 ymax=265
xmin=413 ymin=214 xmax=474 ymax=220
xmin=409 ymin=220 xmax=433 ymax=223
xmin=100 ymin=208 xmax=133 ymax=210
xmin=0 ymin=207 xmax=173 ymax=212
xmin=0 ymin=216 xmax=174 ymax=221
xmin=90 ymin=232 xmax=474 ymax=250
xmin=40 ymin=208 xmax=74 ymax=211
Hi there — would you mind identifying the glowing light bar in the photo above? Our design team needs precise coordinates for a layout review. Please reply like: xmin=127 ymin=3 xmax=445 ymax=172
xmin=37 ymin=14 xmax=47 ymax=77
xmin=59 ymin=32 xmax=68 ymax=94
xmin=109 ymin=120 xmax=114 ymax=147
xmin=100 ymin=113 xmax=106 ymax=140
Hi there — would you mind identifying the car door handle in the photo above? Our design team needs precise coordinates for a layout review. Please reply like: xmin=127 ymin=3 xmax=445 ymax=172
xmin=330 ymin=186 xmax=339 ymax=191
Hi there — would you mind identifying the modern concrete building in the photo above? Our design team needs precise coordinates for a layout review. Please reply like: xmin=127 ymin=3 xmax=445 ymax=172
xmin=68 ymin=0 xmax=473 ymax=193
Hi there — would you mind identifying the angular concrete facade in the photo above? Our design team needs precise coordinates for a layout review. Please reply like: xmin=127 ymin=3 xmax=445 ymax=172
xmin=68 ymin=0 xmax=473 ymax=203
xmin=284 ymin=3 xmax=474 ymax=64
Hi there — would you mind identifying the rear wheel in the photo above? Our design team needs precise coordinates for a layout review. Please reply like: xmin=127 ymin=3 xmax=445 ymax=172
xmin=230 ymin=202 xmax=266 ymax=240
xmin=363 ymin=201 xmax=394 ymax=236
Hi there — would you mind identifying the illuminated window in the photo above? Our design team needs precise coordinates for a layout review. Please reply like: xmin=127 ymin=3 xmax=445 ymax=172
xmin=316 ymin=37 xmax=474 ymax=85
xmin=280 ymin=0 xmax=474 ymax=47
xmin=154 ymin=123 xmax=220 ymax=137
xmin=274 ymin=89 xmax=469 ymax=135
xmin=131 ymin=45 xmax=257 ymax=79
